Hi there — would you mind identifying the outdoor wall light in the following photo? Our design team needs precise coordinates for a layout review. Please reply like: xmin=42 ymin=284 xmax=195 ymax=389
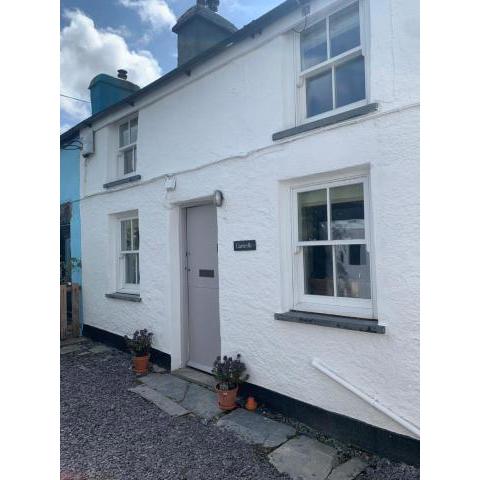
xmin=214 ymin=190 xmax=224 ymax=207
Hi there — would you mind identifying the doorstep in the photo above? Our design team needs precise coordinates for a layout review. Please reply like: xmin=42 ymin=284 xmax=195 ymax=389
xmin=171 ymin=367 xmax=217 ymax=391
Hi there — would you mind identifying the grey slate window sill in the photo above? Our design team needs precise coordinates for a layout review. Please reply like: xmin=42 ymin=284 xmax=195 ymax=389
xmin=272 ymin=103 xmax=379 ymax=141
xmin=105 ymin=292 xmax=142 ymax=302
xmin=274 ymin=310 xmax=385 ymax=334
xmin=103 ymin=174 xmax=141 ymax=189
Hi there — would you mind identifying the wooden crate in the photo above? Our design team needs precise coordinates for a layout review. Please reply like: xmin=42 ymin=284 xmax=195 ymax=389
xmin=60 ymin=283 xmax=81 ymax=339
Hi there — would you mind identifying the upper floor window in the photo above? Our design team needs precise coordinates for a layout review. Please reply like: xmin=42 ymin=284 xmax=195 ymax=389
xmin=118 ymin=117 xmax=138 ymax=176
xmin=298 ymin=1 xmax=366 ymax=119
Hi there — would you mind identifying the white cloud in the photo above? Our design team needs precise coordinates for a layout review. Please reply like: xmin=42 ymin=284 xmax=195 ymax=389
xmin=60 ymin=9 xmax=162 ymax=123
xmin=118 ymin=0 xmax=176 ymax=30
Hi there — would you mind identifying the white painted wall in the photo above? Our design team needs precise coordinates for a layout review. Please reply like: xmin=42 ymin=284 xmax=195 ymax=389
xmin=80 ymin=0 xmax=419 ymax=437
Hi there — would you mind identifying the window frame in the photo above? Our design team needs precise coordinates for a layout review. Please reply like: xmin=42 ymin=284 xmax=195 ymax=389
xmin=117 ymin=116 xmax=138 ymax=178
xmin=117 ymin=215 xmax=140 ymax=294
xmin=290 ymin=174 xmax=376 ymax=319
xmin=294 ymin=0 xmax=369 ymax=125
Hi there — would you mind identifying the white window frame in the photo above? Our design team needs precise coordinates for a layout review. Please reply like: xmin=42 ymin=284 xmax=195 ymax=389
xmin=294 ymin=0 xmax=369 ymax=125
xmin=117 ymin=215 xmax=140 ymax=294
xmin=117 ymin=116 xmax=138 ymax=178
xmin=290 ymin=174 xmax=375 ymax=319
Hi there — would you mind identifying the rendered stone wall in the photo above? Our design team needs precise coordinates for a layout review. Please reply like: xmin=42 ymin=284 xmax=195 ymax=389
xmin=80 ymin=0 xmax=419 ymax=437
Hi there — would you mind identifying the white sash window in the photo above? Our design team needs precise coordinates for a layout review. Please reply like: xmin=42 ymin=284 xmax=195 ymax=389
xmin=296 ymin=1 xmax=367 ymax=122
xmin=291 ymin=175 xmax=374 ymax=318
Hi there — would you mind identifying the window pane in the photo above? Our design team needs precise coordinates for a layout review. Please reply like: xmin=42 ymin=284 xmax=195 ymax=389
xmin=121 ymin=220 xmax=132 ymax=251
xmin=119 ymin=122 xmax=129 ymax=147
xmin=335 ymin=244 xmax=371 ymax=298
xmin=335 ymin=56 xmax=365 ymax=108
xmin=329 ymin=2 xmax=360 ymax=57
xmin=303 ymin=246 xmax=334 ymax=296
xmin=130 ymin=118 xmax=138 ymax=143
xmin=123 ymin=147 xmax=135 ymax=174
xmin=125 ymin=253 xmax=138 ymax=284
xmin=132 ymin=218 xmax=139 ymax=250
xmin=331 ymin=183 xmax=365 ymax=239
xmin=301 ymin=20 xmax=327 ymax=70
xmin=306 ymin=70 xmax=333 ymax=117
xmin=298 ymin=189 xmax=328 ymax=241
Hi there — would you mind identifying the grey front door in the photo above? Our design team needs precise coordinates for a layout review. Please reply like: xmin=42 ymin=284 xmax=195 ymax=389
xmin=186 ymin=204 xmax=220 ymax=372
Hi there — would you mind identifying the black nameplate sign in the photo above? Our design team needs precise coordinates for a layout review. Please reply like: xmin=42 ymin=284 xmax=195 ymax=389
xmin=234 ymin=240 xmax=256 ymax=251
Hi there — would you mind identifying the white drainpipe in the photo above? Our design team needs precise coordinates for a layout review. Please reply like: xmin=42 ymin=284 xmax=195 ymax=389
xmin=311 ymin=358 xmax=420 ymax=438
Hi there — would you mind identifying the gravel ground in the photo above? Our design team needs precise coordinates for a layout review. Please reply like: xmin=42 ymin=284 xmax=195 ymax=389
xmin=61 ymin=341 xmax=419 ymax=480
xmin=61 ymin=342 xmax=289 ymax=480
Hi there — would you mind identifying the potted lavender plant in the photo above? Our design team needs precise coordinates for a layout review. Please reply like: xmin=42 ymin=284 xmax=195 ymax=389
xmin=212 ymin=354 xmax=249 ymax=410
xmin=124 ymin=329 xmax=153 ymax=374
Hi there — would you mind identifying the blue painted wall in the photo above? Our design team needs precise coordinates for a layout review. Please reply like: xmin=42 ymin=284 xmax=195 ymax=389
xmin=60 ymin=142 xmax=82 ymax=285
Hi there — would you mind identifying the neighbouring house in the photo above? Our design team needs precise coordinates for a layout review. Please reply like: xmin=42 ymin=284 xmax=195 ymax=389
xmin=60 ymin=0 xmax=419 ymax=465
xmin=60 ymin=140 xmax=82 ymax=285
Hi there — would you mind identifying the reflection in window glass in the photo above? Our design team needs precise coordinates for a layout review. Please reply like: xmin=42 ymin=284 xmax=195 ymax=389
xmin=121 ymin=219 xmax=132 ymax=251
xmin=119 ymin=123 xmax=129 ymax=147
xmin=306 ymin=70 xmax=333 ymax=117
xmin=329 ymin=2 xmax=360 ymax=58
xmin=301 ymin=20 xmax=327 ymax=70
xmin=132 ymin=218 xmax=139 ymax=250
xmin=304 ymin=246 xmax=334 ymax=296
xmin=123 ymin=146 xmax=136 ymax=174
xmin=125 ymin=252 xmax=138 ymax=284
xmin=130 ymin=118 xmax=138 ymax=143
xmin=335 ymin=56 xmax=365 ymax=108
xmin=330 ymin=183 xmax=365 ymax=239
xmin=298 ymin=189 xmax=328 ymax=241
xmin=335 ymin=244 xmax=370 ymax=298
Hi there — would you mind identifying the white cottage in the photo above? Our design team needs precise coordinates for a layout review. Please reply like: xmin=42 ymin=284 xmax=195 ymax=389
xmin=61 ymin=0 xmax=419 ymax=464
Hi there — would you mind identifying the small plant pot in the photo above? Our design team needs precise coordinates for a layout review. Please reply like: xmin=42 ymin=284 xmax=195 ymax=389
xmin=216 ymin=385 xmax=238 ymax=411
xmin=245 ymin=396 xmax=257 ymax=411
xmin=133 ymin=354 xmax=149 ymax=374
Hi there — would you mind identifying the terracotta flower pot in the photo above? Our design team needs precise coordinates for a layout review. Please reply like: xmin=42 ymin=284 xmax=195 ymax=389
xmin=215 ymin=385 xmax=238 ymax=411
xmin=245 ymin=396 xmax=257 ymax=411
xmin=133 ymin=354 xmax=149 ymax=374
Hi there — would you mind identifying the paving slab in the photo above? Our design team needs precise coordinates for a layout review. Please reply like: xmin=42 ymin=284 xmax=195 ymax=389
xmin=89 ymin=344 xmax=113 ymax=354
xmin=61 ymin=344 xmax=84 ymax=355
xmin=61 ymin=337 xmax=87 ymax=346
xmin=268 ymin=436 xmax=339 ymax=480
xmin=172 ymin=367 xmax=216 ymax=391
xmin=139 ymin=374 xmax=189 ymax=402
xmin=151 ymin=364 xmax=167 ymax=374
xmin=327 ymin=457 xmax=368 ymax=480
xmin=179 ymin=383 xmax=223 ymax=421
xmin=216 ymin=408 xmax=296 ymax=448
xmin=128 ymin=385 xmax=190 ymax=417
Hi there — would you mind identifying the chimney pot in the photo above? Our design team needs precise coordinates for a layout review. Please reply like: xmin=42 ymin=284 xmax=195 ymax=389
xmin=207 ymin=0 xmax=219 ymax=12
xmin=117 ymin=69 xmax=128 ymax=80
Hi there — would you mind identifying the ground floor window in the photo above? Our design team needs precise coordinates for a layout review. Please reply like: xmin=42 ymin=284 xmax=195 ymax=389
xmin=291 ymin=174 xmax=374 ymax=318
xmin=118 ymin=215 xmax=140 ymax=292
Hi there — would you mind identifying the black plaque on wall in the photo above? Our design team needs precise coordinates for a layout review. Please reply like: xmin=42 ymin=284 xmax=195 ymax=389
xmin=233 ymin=240 xmax=256 ymax=251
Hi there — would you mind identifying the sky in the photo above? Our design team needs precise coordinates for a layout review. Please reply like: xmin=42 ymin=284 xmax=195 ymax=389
xmin=60 ymin=0 xmax=281 ymax=132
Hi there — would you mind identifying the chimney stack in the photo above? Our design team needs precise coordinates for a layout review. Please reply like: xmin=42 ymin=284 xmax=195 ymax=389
xmin=173 ymin=1 xmax=237 ymax=66
xmin=88 ymin=70 xmax=139 ymax=115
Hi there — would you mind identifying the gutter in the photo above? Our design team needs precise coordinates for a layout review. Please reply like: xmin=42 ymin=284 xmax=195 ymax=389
xmin=60 ymin=0 xmax=302 ymax=144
